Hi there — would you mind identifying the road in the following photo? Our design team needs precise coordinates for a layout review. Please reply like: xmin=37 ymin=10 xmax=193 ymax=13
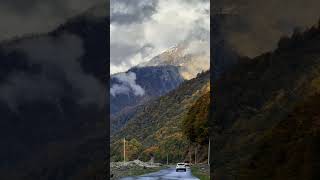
xmin=120 ymin=167 xmax=199 ymax=180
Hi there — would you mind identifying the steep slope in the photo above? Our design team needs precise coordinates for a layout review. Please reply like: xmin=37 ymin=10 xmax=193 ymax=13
xmin=111 ymin=71 xmax=210 ymax=163
xmin=0 ymin=5 xmax=107 ymax=180
xmin=110 ymin=65 xmax=184 ymax=134
xmin=110 ymin=23 xmax=209 ymax=134
xmin=182 ymin=91 xmax=210 ymax=145
xmin=110 ymin=41 xmax=210 ymax=134
xmin=236 ymin=94 xmax=320 ymax=180
xmin=182 ymin=91 xmax=210 ymax=163
xmin=110 ymin=65 xmax=184 ymax=115
xmin=211 ymin=22 xmax=320 ymax=179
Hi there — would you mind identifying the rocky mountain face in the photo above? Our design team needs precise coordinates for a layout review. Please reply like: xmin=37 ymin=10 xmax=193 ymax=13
xmin=110 ymin=66 xmax=184 ymax=115
xmin=139 ymin=43 xmax=210 ymax=80
xmin=110 ymin=65 xmax=184 ymax=134
xmin=211 ymin=22 xmax=320 ymax=180
xmin=111 ymin=71 xmax=210 ymax=163
xmin=0 ymin=5 xmax=107 ymax=180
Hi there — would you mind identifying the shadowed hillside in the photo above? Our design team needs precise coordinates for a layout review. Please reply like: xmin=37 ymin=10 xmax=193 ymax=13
xmin=211 ymin=20 xmax=320 ymax=180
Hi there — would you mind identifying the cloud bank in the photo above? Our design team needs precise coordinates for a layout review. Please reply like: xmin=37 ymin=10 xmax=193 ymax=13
xmin=0 ymin=33 xmax=104 ymax=109
xmin=213 ymin=0 xmax=320 ymax=57
xmin=0 ymin=0 xmax=104 ymax=41
xmin=110 ymin=0 xmax=210 ymax=74
xmin=110 ymin=72 xmax=145 ymax=96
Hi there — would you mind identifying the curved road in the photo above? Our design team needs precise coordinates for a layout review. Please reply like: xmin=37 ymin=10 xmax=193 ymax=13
xmin=121 ymin=167 xmax=199 ymax=180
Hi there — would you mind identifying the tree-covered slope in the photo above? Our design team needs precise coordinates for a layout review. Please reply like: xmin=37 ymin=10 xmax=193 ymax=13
xmin=236 ymin=94 xmax=320 ymax=180
xmin=110 ymin=65 xmax=184 ymax=134
xmin=211 ymin=21 xmax=320 ymax=180
xmin=111 ymin=71 xmax=210 ymax=163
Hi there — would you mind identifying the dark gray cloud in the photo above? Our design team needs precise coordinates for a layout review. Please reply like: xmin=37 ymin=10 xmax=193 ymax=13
xmin=0 ymin=33 xmax=104 ymax=109
xmin=111 ymin=0 xmax=158 ymax=24
xmin=213 ymin=0 xmax=320 ymax=57
xmin=0 ymin=0 xmax=105 ymax=41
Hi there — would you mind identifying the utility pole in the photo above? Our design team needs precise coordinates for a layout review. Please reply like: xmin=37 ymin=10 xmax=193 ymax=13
xmin=194 ymin=146 xmax=197 ymax=164
xmin=123 ymin=138 xmax=126 ymax=162
xmin=189 ymin=148 xmax=192 ymax=164
xmin=208 ymin=138 xmax=210 ymax=165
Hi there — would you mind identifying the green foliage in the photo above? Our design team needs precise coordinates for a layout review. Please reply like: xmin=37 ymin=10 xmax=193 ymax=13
xmin=110 ymin=138 xmax=143 ymax=162
xmin=182 ymin=92 xmax=210 ymax=144
xmin=237 ymin=94 xmax=320 ymax=180
xmin=111 ymin=71 xmax=210 ymax=163
xmin=191 ymin=165 xmax=210 ymax=180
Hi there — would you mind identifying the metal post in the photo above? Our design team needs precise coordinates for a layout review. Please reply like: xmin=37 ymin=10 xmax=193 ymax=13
xmin=195 ymin=146 xmax=197 ymax=164
xmin=208 ymin=138 xmax=210 ymax=165
xmin=189 ymin=148 xmax=192 ymax=164
xmin=123 ymin=138 xmax=126 ymax=162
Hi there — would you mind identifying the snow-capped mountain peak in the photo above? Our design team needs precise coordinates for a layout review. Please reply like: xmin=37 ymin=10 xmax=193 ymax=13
xmin=138 ymin=43 xmax=209 ymax=80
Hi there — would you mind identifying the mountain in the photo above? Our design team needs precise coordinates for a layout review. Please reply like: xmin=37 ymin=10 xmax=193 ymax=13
xmin=0 ymin=4 xmax=107 ymax=180
xmin=111 ymin=71 xmax=210 ymax=163
xmin=211 ymin=21 xmax=320 ymax=180
xmin=139 ymin=43 xmax=210 ymax=80
xmin=110 ymin=66 xmax=184 ymax=114
xmin=110 ymin=65 xmax=184 ymax=133
xmin=110 ymin=41 xmax=210 ymax=134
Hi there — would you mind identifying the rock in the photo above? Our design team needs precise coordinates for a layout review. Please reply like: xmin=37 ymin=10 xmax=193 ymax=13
xmin=110 ymin=160 xmax=163 ymax=179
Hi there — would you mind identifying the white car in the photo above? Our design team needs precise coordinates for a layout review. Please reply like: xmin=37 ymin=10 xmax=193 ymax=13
xmin=184 ymin=162 xmax=191 ymax=167
xmin=176 ymin=163 xmax=186 ymax=172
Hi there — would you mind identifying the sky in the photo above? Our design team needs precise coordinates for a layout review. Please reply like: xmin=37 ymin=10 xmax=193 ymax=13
xmin=213 ymin=0 xmax=320 ymax=57
xmin=110 ymin=0 xmax=210 ymax=74
xmin=0 ymin=0 xmax=104 ymax=41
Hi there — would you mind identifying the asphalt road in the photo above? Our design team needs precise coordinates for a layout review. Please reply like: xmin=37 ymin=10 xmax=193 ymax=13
xmin=120 ymin=167 xmax=199 ymax=180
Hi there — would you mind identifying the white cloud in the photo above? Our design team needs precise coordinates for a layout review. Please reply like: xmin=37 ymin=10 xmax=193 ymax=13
xmin=110 ymin=72 xmax=145 ymax=96
xmin=110 ymin=0 xmax=209 ymax=74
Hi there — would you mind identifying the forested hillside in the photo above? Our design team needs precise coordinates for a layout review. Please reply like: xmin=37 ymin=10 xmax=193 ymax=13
xmin=211 ymin=21 xmax=320 ymax=180
xmin=111 ymin=71 xmax=210 ymax=163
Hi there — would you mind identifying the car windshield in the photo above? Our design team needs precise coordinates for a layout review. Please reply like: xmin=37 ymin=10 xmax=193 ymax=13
xmin=177 ymin=163 xmax=184 ymax=165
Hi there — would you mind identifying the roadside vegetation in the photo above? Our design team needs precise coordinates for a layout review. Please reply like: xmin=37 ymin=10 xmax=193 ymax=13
xmin=191 ymin=164 xmax=210 ymax=180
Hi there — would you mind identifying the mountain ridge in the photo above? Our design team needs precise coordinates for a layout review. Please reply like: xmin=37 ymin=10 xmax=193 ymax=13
xmin=137 ymin=43 xmax=209 ymax=80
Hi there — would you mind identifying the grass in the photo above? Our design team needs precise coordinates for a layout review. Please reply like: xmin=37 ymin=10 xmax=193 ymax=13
xmin=191 ymin=164 xmax=210 ymax=180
